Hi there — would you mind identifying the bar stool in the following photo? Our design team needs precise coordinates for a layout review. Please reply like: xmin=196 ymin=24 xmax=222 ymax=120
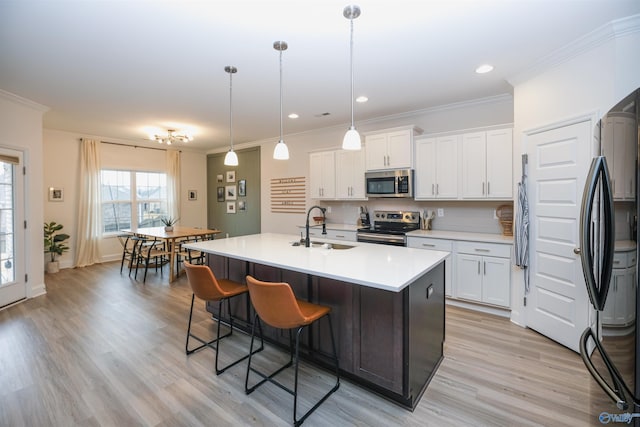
xmin=184 ymin=261 xmax=263 ymax=375
xmin=244 ymin=275 xmax=340 ymax=426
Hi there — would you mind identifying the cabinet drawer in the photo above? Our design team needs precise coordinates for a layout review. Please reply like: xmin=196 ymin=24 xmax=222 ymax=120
xmin=456 ymin=241 xmax=511 ymax=258
xmin=325 ymin=229 xmax=357 ymax=242
xmin=613 ymin=250 xmax=637 ymax=268
xmin=407 ymin=237 xmax=452 ymax=251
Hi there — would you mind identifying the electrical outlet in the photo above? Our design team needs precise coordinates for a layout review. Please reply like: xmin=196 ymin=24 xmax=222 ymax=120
xmin=494 ymin=209 xmax=498 ymax=219
xmin=327 ymin=206 xmax=332 ymax=214
xmin=437 ymin=208 xmax=444 ymax=217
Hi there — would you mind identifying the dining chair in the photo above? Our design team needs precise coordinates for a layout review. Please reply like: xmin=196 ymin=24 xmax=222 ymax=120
xmin=184 ymin=261 xmax=263 ymax=374
xmin=134 ymin=237 xmax=171 ymax=282
xmin=244 ymin=275 xmax=340 ymax=426
xmin=117 ymin=233 xmax=136 ymax=273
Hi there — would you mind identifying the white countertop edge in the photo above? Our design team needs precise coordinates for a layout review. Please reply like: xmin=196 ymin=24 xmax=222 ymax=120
xmin=184 ymin=233 xmax=450 ymax=292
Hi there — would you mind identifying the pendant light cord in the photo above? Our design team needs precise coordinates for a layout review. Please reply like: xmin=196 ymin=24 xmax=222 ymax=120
xmin=349 ymin=16 xmax=355 ymax=128
xmin=279 ymin=48 xmax=283 ymax=141
xmin=229 ymin=70 xmax=234 ymax=150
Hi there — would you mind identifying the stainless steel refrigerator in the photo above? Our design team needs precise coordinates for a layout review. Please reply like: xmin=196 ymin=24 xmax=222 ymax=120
xmin=580 ymin=87 xmax=640 ymax=418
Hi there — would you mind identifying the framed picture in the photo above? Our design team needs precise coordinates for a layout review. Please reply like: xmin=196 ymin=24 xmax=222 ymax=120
xmin=238 ymin=200 xmax=246 ymax=212
xmin=188 ymin=190 xmax=197 ymax=201
xmin=217 ymin=174 xmax=224 ymax=183
xmin=226 ymin=170 xmax=236 ymax=182
xmin=226 ymin=202 xmax=236 ymax=214
xmin=238 ymin=179 xmax=246 ymax=197
xmin=225 ymin=185 xmax=237 ymax=200
xmin=217 ymin=187 xmax=225 ymax=202
xmin=48 ymin=187 xmax=63 ymax=202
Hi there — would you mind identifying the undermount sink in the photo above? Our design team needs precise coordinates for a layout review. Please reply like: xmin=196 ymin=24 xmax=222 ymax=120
xmin=291 ymin=241 xmax=354 ymax=250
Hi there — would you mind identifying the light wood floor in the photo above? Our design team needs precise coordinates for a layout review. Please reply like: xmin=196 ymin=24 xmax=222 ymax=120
xmin=0 ymin=262 xmax=615 ymax=426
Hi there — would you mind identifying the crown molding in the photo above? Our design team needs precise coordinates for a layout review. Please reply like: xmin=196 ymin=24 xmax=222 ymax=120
xmin=509 ymin=14 xmax=640 ymax=86
xmin=0 ymin=89 xmax=49 ymax=112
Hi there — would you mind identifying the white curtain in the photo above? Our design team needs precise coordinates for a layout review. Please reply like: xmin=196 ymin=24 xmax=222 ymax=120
xmin=166 ymin=150 xmax=181 ymax=221
xmin=75 ymin=138 xmax=102 ymax=267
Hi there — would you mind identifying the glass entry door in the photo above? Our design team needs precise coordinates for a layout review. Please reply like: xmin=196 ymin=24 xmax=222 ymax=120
xmin=0 ymin=148 xmax=24 ymax=308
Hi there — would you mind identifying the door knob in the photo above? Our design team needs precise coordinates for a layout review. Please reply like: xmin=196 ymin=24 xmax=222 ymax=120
xmin=573 ymin=247 xmax=581 ymax=254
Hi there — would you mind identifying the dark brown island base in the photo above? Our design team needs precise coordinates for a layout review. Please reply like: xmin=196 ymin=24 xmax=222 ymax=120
xmin=184 ymin=233 xmax=447 ymax=409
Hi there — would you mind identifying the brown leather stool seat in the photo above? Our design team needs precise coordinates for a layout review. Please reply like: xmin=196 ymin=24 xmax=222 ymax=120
xmin=184 ymin=261 xmax=263 ymax=375
xmin=244 ymin=275 xmax=340 ymax=426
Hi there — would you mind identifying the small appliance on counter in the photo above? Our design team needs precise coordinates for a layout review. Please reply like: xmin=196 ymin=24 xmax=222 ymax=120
xmin=358 ymin=205 xmax=371 ymax=228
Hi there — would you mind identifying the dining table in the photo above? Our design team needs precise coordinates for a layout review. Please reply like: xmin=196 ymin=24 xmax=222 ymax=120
xmin=123 ymin=226 xmax=221 ymax=282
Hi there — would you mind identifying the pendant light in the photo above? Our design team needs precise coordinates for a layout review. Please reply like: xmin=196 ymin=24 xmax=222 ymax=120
xmin=224 ymin=65 xmax=239 ymax=166
xmin=342 ymin=4 xmax=361 ymax=150
xmin=273 ymin=41 xmax=290 ymax=160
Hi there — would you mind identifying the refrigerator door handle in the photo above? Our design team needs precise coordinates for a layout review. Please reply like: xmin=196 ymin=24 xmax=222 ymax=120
xmin=580 ymin=326 xmax=635 ymax=410
xmin=579 ymin=156 xmax=615 ymax=311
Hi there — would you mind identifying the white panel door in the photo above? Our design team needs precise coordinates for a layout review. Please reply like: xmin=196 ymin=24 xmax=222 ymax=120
xmin=461 ymin=132 xmax=486 ymax=198
xmin=527 ymin=120 xmax=592 ymax=352
xmin=0 ymin=149 xmax=25 ymax=308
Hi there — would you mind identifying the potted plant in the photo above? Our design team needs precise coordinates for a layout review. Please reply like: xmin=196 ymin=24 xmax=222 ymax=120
xmin=161 ymin=216 xmax=178 ymax=232
xmin=44 ymin=221 xmax=70 ymax=273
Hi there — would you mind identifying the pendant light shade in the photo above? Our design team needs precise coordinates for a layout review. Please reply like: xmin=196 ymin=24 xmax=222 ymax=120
xmin=224 ymin=65 xmax=239 ymax=166
xmin=342 ymin=5 xmax=361 ymax=151
xmin=273 ymin=41 xmax=289 ymax=160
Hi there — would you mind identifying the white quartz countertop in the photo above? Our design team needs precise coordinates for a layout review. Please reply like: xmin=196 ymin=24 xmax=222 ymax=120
xmin=184 ymin=233 xmax=449 ymax=292
xmin=615 ymin=240 xmax=636 ymax=251
xmin=407 ymin=229 xmax=514 ymax=244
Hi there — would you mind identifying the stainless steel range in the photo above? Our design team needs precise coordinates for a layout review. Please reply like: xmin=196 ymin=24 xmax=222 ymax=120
xmin=356 ymin=210 xmax=420 ymax=246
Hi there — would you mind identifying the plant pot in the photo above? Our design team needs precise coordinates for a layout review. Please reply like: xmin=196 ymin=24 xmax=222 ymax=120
xmin=46 ymin=261 xmax=59 ymax=274
xmin=164 ymin=226 xmax=174 ymax=232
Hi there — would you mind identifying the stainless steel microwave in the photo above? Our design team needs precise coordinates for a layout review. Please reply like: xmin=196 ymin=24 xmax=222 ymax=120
xmin=365 ymin=169 xmax=414 ymax=198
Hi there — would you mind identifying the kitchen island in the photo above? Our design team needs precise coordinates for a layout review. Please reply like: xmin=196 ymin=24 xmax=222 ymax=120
xmin=184 ymin=233 xmax=449 ymax=409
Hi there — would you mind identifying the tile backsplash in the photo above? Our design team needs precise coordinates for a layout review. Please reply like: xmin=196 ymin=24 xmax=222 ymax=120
xmin=322 ymin=200 xmax=510 ymax=235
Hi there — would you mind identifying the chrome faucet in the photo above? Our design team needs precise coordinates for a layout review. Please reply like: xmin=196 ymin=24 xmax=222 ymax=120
xmin=305 ymin=205 xmax=327 ymax=247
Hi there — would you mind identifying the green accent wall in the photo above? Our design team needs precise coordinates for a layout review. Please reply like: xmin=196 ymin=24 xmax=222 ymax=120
xmin=207 ymin=147 xmax=261 ymax=237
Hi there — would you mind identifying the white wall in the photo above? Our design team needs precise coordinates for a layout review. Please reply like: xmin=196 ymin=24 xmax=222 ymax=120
xmin=510 ymin=21 xmax=640 ymax=327
xmin=0 ymin=90 xmax=48 ymax=298
xmin=43 ymin=129 xmax=208 ymax=265
xmin=259 ymin=95 xmax=514 ymax=235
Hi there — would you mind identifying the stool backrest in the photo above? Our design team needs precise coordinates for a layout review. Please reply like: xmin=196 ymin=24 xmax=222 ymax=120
xmin=183 ymin=261 xmax=226 ymax=301
xmin=245 ymin=275 xmax=306 ymax=329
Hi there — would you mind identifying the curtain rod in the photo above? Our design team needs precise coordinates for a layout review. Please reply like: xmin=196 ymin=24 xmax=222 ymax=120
xmin=99 ymin=140 xmax=181 ymax=152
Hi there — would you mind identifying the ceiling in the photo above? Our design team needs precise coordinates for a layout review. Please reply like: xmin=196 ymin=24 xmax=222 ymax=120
xmin=1 ymin=1 xmax=639 ymax=152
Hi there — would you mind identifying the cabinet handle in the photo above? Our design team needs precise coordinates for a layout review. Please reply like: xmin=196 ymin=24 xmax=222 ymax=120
xmin=335 ymin=234 xmax=345 ymax=238
xmin=436 ymin=183 xmax=439 ymax=195
xmin=488 ymin=182 xmax=490 ymax=195
xmin=477 ymin=261 xmax=480 ymax=275
xmin=475 ymin=248 xmax=490 ymax=253
xmin=432 ymin=183 xmax=435 ymax=195
xmin=422 ymin=243 xmax=436 ymax=247
xmin=484 ymin=261 xmax=486 ymax=275
xmin=614 ymin=260 xmax=621 ymax=265
xmin=482 ymin=182 xmax=485 ymax=195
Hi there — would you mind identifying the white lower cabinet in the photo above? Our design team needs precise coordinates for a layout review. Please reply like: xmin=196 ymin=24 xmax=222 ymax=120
xmin=603 ymin=249 xmax=636 ymax=327
xmin=456 ymin=252 xmax=510 ymax=307
xmin=408 ymin=235 xmax=512 ymax=309
xmin=407 ymin=237 xmax=453 ymax=296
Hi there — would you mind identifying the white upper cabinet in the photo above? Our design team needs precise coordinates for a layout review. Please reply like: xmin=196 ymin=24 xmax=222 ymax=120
xmin=310 ymin=148 xmax=366 ymax=201
xmin=602 ymin=114 xmax=636 ymax=200
xmin=335 ymin=149 xmax=367 ymax=200
xmin=309 ymin=151 xmax=336 ymax=199
xmin=461 ymin=128 xmax=512 ymax=200
xmin=414 ymin=135 xmax=459 ymax=199
xmin=364 ymin=126 xmax=421 ymax=171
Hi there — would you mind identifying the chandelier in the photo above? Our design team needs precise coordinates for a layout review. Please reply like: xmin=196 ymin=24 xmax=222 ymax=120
xmin=151 ymin=129 xmax=193 ymax=145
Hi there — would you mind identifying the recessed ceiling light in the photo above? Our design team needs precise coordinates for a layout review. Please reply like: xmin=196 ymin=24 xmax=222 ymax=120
xmin=356 ymin=96 xmax=368 ymax=103
xmin=475 ymin=64 xmax=494 ymax=74
xmin=288 ymin=113 xmax=299 ymax=119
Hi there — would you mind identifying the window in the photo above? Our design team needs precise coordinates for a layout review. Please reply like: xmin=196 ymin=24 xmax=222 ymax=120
xmin=101 ymin=170 xmax=167 ymax=234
